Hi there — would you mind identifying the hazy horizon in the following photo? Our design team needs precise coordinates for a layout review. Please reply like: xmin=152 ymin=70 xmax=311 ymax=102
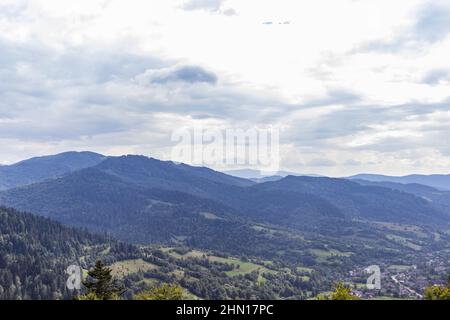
xmin=3 ymin=149 xmax=450 ymax=179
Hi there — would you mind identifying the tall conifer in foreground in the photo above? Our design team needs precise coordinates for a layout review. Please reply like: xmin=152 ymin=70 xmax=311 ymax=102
xmin=75 ymin=260 xmax=124 ymax=300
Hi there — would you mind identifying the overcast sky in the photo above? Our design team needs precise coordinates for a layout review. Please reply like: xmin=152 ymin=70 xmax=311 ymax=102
xmin=1 ymin=0 xmax=450 ymax=176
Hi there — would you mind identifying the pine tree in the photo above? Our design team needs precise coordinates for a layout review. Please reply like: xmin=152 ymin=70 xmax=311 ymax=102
xmin=424 ymin=275 xmax=450 ymax=300
xmin=76 ymin=260 xmax=124 ymax=300
xmin=331 ymin=282 xmax=359 ymax=300
xmin=316 ymin=282 xmax=359 ymax=300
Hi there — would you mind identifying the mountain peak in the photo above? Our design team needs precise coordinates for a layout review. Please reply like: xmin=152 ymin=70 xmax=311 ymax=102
xmin=14 ymin=151 xmax=105 ymax=165
xmin=0 ymin=151 xmax=107 ymax=190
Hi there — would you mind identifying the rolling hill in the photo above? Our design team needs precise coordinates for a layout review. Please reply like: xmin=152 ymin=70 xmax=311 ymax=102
xmin=249 ymin=176 xmax=450 ymax=226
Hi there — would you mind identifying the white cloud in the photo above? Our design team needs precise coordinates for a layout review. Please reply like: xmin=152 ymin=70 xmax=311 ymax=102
xmin=0 ymin=0 xmax=450 ymax=175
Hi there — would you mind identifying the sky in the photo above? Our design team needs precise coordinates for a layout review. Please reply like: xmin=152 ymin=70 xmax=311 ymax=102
xmin=1 ymin=0 xmax=450 ymax=176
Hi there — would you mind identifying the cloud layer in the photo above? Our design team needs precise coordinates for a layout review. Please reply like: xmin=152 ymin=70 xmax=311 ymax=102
xmin=0 ymin=0 xmax=450 ymax=176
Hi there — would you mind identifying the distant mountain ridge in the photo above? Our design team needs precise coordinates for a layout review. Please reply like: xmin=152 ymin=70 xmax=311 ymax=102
xmin=251 ymin=175 xmax=449 ymax=225
xmin=352 ymin=179 xmax=450 ymax=212
xmin=351 ymin=179 xmax=439 ymax=194
xmin=224 ymin=168 xmax=322 ymax=180
xmin=0 ymin=151 xmax=106 ymax=190
xmin=348 ymin=173 xmax=450 ymax=191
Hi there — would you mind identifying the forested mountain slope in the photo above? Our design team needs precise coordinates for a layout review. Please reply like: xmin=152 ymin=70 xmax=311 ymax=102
xmin=0 ymin=151 xmax=106 ymax=190
xmin=0 ymin=206 xmax=138 ymax=299
xmin=252 ymin=176 xmax=450 ymax=226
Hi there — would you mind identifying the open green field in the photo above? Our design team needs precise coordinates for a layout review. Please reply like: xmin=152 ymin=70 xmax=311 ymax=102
xmin=199 ymin=212 xmax=223 ymax=220
xmin=208 ymin=256 xmax=271 ymax=276
xmin=386 ymin=234 xmax=422 ymax=251
xmin=372 ymin=296 xmax=406 ymax=300
xmin=162 ymin=247 xmax=275 ymax=277
xmin=309 ymin=248 xmax=353 ymax=263
xmin=297 ymin=266 xmax=314 ymax=273
xmin=110 ymin=259 xmax=158 ymax=277
xmin=166 ymin=249 xmax=206 ymax=259
xmin=367 ymin=221 xmax=428 ymax=238
xmin=388 ymin=264 xmax=414 ymax=272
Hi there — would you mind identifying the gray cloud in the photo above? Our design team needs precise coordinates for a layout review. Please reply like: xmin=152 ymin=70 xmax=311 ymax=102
xmin=415 ymin=3 xmax=450 ymax=42
xmin=221 ymin=8 xmax=237 ymax=16
xmin=343 ymin=159 xmax=362 ymax=167
xmin=0 ymin=39 xmax=170 ymax=85
xmin=147 ymin=66 xmax=218 ymax=85
xmin=0 ymin=37 xmax=290 ymax=148
xmin=181 ymin=0 xmax=236 ymax=15
xmin=303 ymin=89 xmax=361 ymax=107
xmin=182 ymin=0 xmax=223 ymax=11
xmin=284 ymin=97 xmax=450 ymax=155
xmin=0 ymin=0 xmax=28 ymax=18
xmin=306 ymin=159 xmax=337 ymax=167
xmin=355 ymin=2 xmax=450 ymax=54
xmin=422 ymin=69 xmax=450 ymax=85
xmin=2 ymin=31 xmax=450 ymax=174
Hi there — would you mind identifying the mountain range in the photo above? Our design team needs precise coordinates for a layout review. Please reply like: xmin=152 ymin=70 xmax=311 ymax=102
xmin=1 ymin=151 xmax=450 ymax=300
xmin=0 ymin=152 xmax=449 ymax=246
